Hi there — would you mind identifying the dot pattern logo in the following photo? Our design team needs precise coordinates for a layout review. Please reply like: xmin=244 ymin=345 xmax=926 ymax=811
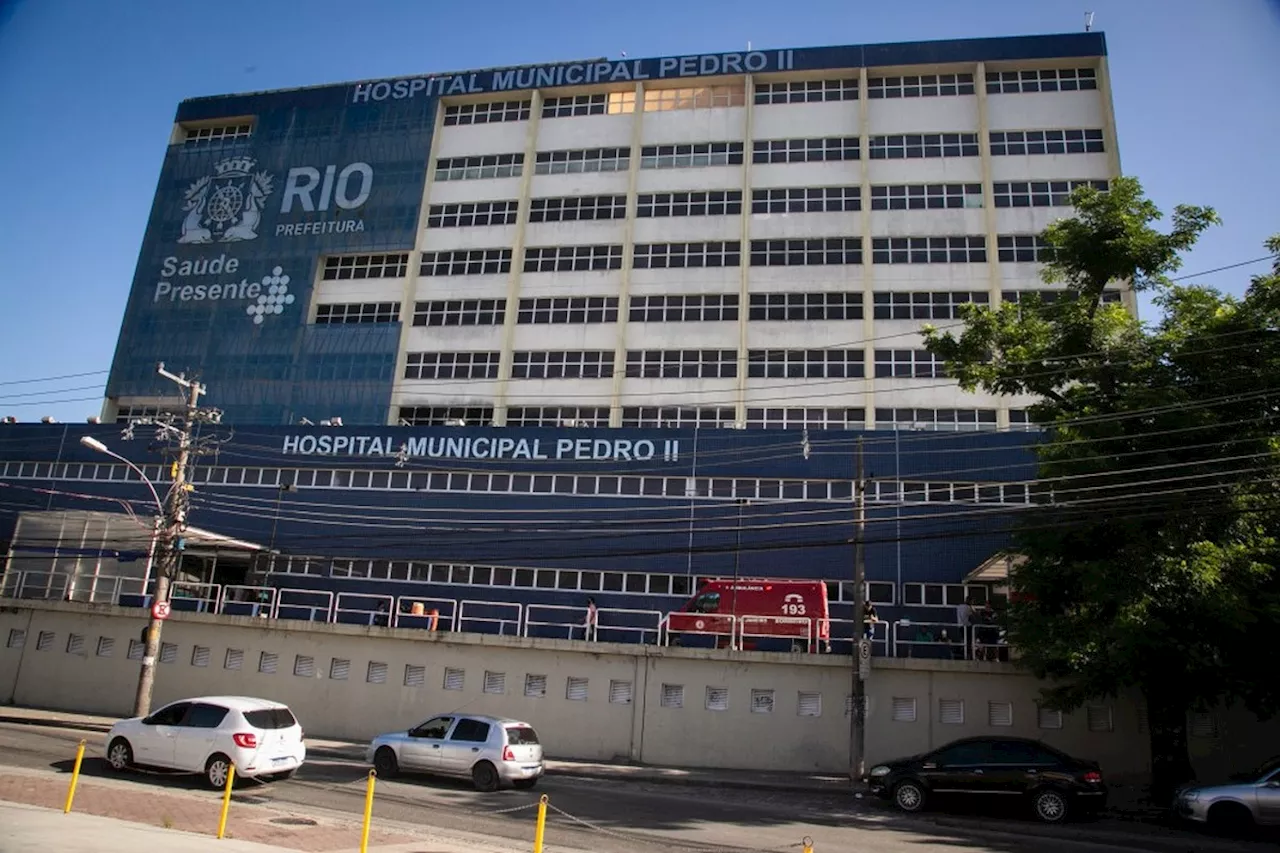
xmin=246 ymin=266 xmax=296 ymax=325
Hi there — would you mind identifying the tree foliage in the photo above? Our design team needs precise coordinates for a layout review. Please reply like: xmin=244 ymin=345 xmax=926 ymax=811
xmin=923 ymin=177 xmax=1280 ymax=799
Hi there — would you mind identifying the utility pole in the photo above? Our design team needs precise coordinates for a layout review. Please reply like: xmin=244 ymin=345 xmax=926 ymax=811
xmin=849 ymin=435 xmax=868 ymax=787
xmin=132 ymin=364 xmax=207 ymax=717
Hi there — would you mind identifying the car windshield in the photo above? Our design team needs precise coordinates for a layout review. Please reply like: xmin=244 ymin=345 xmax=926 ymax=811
xmin=243 ymin=707 xmax=297 ymax=729
xmin=1236 ymin=756 xmax=1280 ymax=783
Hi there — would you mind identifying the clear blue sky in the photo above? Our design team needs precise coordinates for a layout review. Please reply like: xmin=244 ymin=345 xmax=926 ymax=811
xmin=0 ymin=0 xmax=1277 ymax=422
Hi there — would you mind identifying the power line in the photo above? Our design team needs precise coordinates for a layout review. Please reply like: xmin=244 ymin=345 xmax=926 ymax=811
xmin=0 ymin=370 xmax=108 ymax=387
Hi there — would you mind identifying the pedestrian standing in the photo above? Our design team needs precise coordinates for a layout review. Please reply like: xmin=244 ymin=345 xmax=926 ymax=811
xmin=583 ymin=596 xmax=598 ymax=642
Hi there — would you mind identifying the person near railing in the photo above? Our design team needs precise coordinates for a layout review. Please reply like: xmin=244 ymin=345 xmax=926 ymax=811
xmin=861 ymin=602 xmax=883 ymax=651
xmin=581 ymin=596 xmax=598 ymax=642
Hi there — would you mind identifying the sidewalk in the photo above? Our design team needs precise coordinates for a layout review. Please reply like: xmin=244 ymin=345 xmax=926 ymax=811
xmin=0 ymin=705 xmax=850 ymax=794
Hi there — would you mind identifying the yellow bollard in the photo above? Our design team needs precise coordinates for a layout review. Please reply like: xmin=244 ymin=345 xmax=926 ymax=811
xmin=532 ymin=794 xmax=548 ymax=853
xmin=359 ymin=769 xmax=377 ymax=853
xmin=802 ymin=835 xmax=813 ymax=853
xmin=63 ymin=739 xmax=86 ymax=814
xmin=216 ymin=762 xmax=236 ymax=839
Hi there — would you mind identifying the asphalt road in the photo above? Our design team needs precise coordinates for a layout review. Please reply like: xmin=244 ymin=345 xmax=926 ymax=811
xmin=0 ymin=721 xmax=1264 ymax=853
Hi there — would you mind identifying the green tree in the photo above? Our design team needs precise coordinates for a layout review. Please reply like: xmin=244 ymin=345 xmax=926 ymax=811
xmin=923 ymin=177 xmax=1280 ymax=801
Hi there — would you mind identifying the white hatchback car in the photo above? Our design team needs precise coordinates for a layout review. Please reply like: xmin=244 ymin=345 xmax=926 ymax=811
xmin=106 ymin=696 xmax=306 ymax=789
xmin=367 ymin=714 xmax=543 ymax=791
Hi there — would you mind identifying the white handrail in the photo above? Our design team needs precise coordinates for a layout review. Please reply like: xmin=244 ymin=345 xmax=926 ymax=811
xmin=273 ymin=587 xmax=334 ymax=622
xmin=458 ymin=600 xmax=523 ymax=636
xmin=393 ymin=595 xmax=458 ymax=631
xmin=170 ymin=581 xmax=220 ymax=613
xmin=335 ymin=591 xmax=396 ymax=626
xmin=219 ymin=585 xmax=277 ymax=618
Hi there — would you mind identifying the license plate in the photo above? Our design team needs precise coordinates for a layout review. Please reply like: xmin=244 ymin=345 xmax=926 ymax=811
xmin=272 ymin=757 xmax=291 ymax=766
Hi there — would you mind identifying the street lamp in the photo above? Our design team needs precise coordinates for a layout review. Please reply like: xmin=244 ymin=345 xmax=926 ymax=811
xmin=80 ymin=435 xmax=172 ymax=718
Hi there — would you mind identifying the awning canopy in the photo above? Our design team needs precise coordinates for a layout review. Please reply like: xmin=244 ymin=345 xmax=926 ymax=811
xmin=965 ymin=552 xmax=1027 ymax=584
xmin=10 ymin=509 xmax=265 ymax=559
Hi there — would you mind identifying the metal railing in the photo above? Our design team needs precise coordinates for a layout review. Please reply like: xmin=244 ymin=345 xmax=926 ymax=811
xmin=0 ymin=570 xmax=1009 ymax=659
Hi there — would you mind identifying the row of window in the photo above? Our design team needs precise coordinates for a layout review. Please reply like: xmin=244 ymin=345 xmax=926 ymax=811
xmin=391 ymin=406 xmax=1035 ymax=432
xmin=422 ymin=180 xmax=1108 ymax=229
xmin=437 ymin=69 xmax=1097 ymax=128
xmin=433 ymin=129 xmax=1104 ymax=181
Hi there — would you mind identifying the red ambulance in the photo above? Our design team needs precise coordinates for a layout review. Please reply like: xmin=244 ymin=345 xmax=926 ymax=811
xmin=666 ymin=578 xmax=831 ymax=651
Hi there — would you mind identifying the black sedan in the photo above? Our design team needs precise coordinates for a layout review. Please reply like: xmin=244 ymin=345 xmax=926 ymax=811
xmin=865 ymin=736 xmax=1107 ymax=823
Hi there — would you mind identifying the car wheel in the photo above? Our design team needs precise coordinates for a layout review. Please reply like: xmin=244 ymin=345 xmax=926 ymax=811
xmin=471 ymin=761 xmax=499 ymax=792
xmin=373 ymin=747 xmax=399 ymax=778
xmin=106 ymin=738 xmax=133 ymax=772
xmin=205 ymin=754 xmax=233 ymax=790
xmin=1032 ymin=789 xmax=1070 ymax=823
xmin=513 ymin=778 xmax=538 ymax=790
xmin=1207 ymin=802 xmax=1254 ymax=834
xmin=893 ymin=780 xmax=927 ymax=813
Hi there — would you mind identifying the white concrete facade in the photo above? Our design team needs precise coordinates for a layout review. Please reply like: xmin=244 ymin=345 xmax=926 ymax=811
xmin=299 ymin=56 xmax=1127 ymax=431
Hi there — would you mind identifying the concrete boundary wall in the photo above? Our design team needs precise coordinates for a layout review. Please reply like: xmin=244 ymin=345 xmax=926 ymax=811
xmin=0 ymin=600 xmax=1209 ymax=781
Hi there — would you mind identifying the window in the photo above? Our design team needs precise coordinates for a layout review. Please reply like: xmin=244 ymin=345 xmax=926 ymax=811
xmin=525 ymin=674 xmax=547 ymax=697
xmin=511 ymin=350 xmax=614 ymax=379
xmin=66 ymin=634 xmax=84 ymax=655
xmin=636 ymin=190 xmax=742 ymax=217
xmin=443 ymin=100 xmax=531 ymax=125
xmin=873 ymin=292 xmax=988 ymax=320
xmin=524 ymin=244 xmax=623 ymax=272
xmin=566 ymin=677 xmax=589 ymax=701
xmin=507 ymin=406 xmax=610 ymax=427
xmin=518 ymin=296 xmax=619 ymax=324
xmin=1189 ymin=712 xmax=1218 ymax=739
xmin=752 ymin=137 xmax=860 ymax=163
xmin=986 ymin=67 xmax=1098 ymax=93
xmin=1038 ymin=705 xmax=1063 ymax=729
xmin=259 ymin=652 xmax=278 ymax=674
xmin=1086 ymin=705 xmax=1114 ymax=732
xmin=988 ymin=701 xmax=1014 ymax=727
xmin=874 ymin=350 xmax=947 ymax=379
xmin=149 ymin=702 xmax=192 ymax=727
xmin=191 ymin=646 xmax=210 ymax=667
xmin=182 ymin=122 xmax=252 ymax=145
xmin=631 ymin=294 xmax=738 ymax=322
xmin=798 ymin=692 xmax=822 ymax=717
xmin=315 ymin=302 xmax=400 ymax=324
xmin=294 ymin=655 xmax=315 ymax=677
xmin=444 ymin=667 xmax=466 ymax=691
xmin=534 ymin=147 xmax=629 ymax=175
xmin=411 ymin=716 xmax=453 ymax=739
xmin=404 ymin=351 xmax=501 ymax=380
xmin=435 ymin=153 xmax=524 ymax=181
xmin=744 ymin=408 xmax=865 ymax=430
xmin=871 ymin=183 xmax=983 ymax=210
xmin=661 ymin=684 xmax=685 ymax=708
xmin=705 ymin=687 xmax=729 ymax=711
xmin=748 ymin=349 xmax=865 ymax=379
xmin=1001 ymin=289 xmax=1123 ymax=309
xmin=224 ymin=648 xmax=243 ymax=670
xmin=751 ymin=186 xmax=860 ymax=214
xmin=640 ymin=142 xmax=744 ymax=169
xmin=939 ymin=698 xmax=965 ymax=724
xmin=329 ymin=658 xmax=350 ymax=680
xmin=419 ymin=248 xmax=512 ymax=276
xmin=989 ymin=129 xmax=1105 ymax=156
xmin=412 ymin=299 xmax=505 ymax=327
xmin=484 ymin=671 xmax=506 ymax=694
xmin=750 ymin=237 xmax=862 ymax=266
xmin=598 ymin=680 xmax=629 ymax=704
xmin=633 ymin=241 xmax=741 ymax=269
xmin=749 ymin=292 xmax=862 ymax=321
xmin=750 ymin=689 xmax=775 ymax=714
xmin=427 ymin=200 xmax=519 ymax=228
xmin=872 ymin=236 xmax=986 ymax=264
xmin=96 ymin=637 xmax=114 ymax=657
xmin=998 ymin=235 xmax=1055 ymax=263
xmin=321 ymin=253 xmax=409 ymax=280
xmin=870 ymin=133 xmax=979 ymax=159
xmin=450 ymin=718 xmax=492 ymax=742
xmin=621 ymin=407 xmax=738 ymax=428
xmin=891 ymin=697 xmax=918 ymax=722
xmin=542 ymin=92 xmax=635 ymax=117
xmin=993 ymin=179 xmax=1109 ymax=208
xmin=403 ymin=664 xmax=425 ymax=687
xmin=529 ymin=194 xmax=627 ymax=222
xmin=6 ymin=630 xmax=24 ymax=649
xmin=868 ymin=73 xmax=975 ymax=98
xmin=398 ymin=406 xmax=494 ymax=426
xmin=36 ymin=631 xmax=54 ymax=651
xmin=625 ymin=349 xmax=737 ymax=379
xmin=755 ymin=78 xmax=857 ymax=103
xmin=643 ymin=85 xmax=745 ymax=111
xmin=185 ymin=703 xmax=230 ymax=729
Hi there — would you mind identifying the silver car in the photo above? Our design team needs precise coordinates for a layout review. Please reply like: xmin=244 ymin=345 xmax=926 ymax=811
xmin=367 ymin=714 xmax=543 ymax=791
xmin=1175 ymin=756 xmax=1280 ymax=831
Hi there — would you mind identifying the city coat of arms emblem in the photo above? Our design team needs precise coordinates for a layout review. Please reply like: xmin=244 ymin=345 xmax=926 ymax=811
xmin=178 ymin=157 xmax=275 ymax=244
